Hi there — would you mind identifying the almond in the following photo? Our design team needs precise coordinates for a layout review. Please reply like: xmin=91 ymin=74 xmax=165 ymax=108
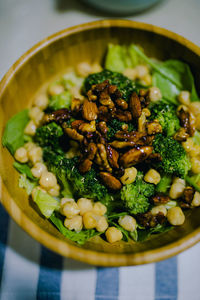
xmin=82 ymin=99 xmax=98 ymax=121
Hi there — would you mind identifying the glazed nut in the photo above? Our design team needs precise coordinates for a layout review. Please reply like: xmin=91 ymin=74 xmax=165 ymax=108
xmin=120 ymin=146 xmax=153 ymax=168
xmin=79 ymin=120 xmax=96 ymax=132
xmin=138 ymin=111 xmax=146 ymax=133
xmin=24 ymin=120 xmax=37 ymax=136
xmin=148 ymin=87 xmax=162 ymax=102
xmin=151 ymin=205 xmax=167 ymax=217
xmin=129 ymin=92 xmax=142 ymax=118
xmin=178 ymin=91 xmax=190 ymax=106
xmin=82 ymin=99 xmax=98 ymax=121
xmin=144 ymin=169 xmax=161 ymax=185
xmin=118 ymin=215 xmax=137 ymax=232
xmin=146 ymin=121 xmax=162 ymax=135
xmin=77 ymin=198 xmax=93 ymax=216
xmin=39 ymin=171 xmax=57 ymax=189
xmin=71 ymin=98 xmax=81 ymax=112
xmin=93 ymin=202 xmax=107 ymax=216
xmin=191 ymin=191 xmax=200 ymax=207
xmin=105 ymin=227 xmax=123 ymax=243
xmin=14 ymin=147 xmax=28 ymax=163
xmin=96 ymin=216 xmax=109 ymax=232
xmin=64 ymin=215 xmax=83 ymax=232
xmin=120 ymin=167 xmax=137 ymax=185
xmin=174 ymin=128 xmax=189 ymax=142
xmin=143 ymin=108 xmax=151 ymax=117
xmin=65 ymin=128 xmax=84 ymax=142
xmin=167 ymin=207 xmax=185 ymax=226
xmin=62 ymin=202 xmax=80 ymax=219
xmin=83 ymin=211 xmax=98 ymax=229
xmin=78 ymin=159 xmax=92 ymax=174
xmin=100 ymin=172 xmax=122 ymax=190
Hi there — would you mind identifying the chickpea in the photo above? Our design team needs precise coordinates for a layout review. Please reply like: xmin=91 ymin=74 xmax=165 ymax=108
xmin=28 ymin=146 xmax=43 ymax=164
xmin=34 ymin=94 xmax=49 ymax=110
xmin=189 ymin=101 xmax=200 ymax=117
xmin=167 ymin=207 xmax=185 ymax=226
xmin=48 ymin=184 xmax=60 ymax=197
xmin=144 ymin=169 xmax=161 ymax=185
xmin=182 ymin=138 xmax=194 ymax=152
xmin=24 ymin=142 xmax=36 ymax=152
xmin=135 ymin=65 xmax=149 ymax=79
xmin=191 ymin=157 xmax=200 ymax=174
xmin=148 ymin=87 xmax=162 ymax=102
xmin=191 ymin=191 xmax=200 ymax=207
xmin=189 ymin=145 xmax=200 ymax=157
xmin=76 ymin=62 xmax=92 ymax=77
xmin=178 ymin=91 xmax=190 ymax=106
xmin=39 ymin=171 xmax=57 ymax=189
xmin=105 ymin=227 xmax=123 ymax=243
xmin=120 ymin=167 xmax=137 ymax=185
xmin=77 ymin=198 xmax=93 ymax=216
xmin=60 ymin=197 xmax=74 ymax=207
xmin=96 ymin=216 xmax=108 ymax=232
xmin=31 ymin=162 xmax=47 ymax=178
xmin=118 ymin=215 xmax=136 ymax=232
xmin=48 ymin=83 xmax=64 ymax=96
xmin=64 ymin=215 xmax=83 ymax=232
xmin=91 ymin=63 xmax=102 ymax=73
xmin=93 ymin=202 xmax=107 ymax=216
xmin=169 ymin=178 xmax=185 ymax=199
xmin=151 ymin=205 xmax=167 ymax=216
xmin=29 ymin=107 xmax=44 ymax=126
xmin=123 ymin=68 xmax=137 ymax=80
xmin=14 ymin=147 xmax=28 ymax=163
xmin=82 ymin=211 xmax=98 ymax=229
xmin=140 ymin=74 xmax=152 ymax=86
xmin=62 ymin=202 xmax=80 ymax=219
xmin=24 ymin=120 xmax=37 ymax=136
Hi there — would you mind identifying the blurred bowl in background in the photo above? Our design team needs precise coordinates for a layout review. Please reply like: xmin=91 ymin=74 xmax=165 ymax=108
xmin=81 ymin=0 xmax=163 ymax=14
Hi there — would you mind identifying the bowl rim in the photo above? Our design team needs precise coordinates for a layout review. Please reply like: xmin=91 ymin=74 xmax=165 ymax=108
xmin=0 ymin=19 xmax=200 ymax=266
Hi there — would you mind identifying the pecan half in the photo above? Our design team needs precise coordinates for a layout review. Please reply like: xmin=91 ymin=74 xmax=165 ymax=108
xmin=152 ymin=194 xmax=170 ymax=205
xmin=79 ymin=121 xmax=96 ymax=132
xmin=129 ymin=92 xmax=142 ymax=118
xmin=137 ymin=211 xmax=166 ymax=228
xmin=96 ymin=143 xmax=112 ymax=172
xmin=98 ymin=121 xmax=109 ymax=135
xmin=64 ymin=128 xmax=84 ymax=142
xmin=106 ymin=145 xmax=119 ymax=169
xmin=78 ymin=159 xmax=92 ymax=174
xmin=183 ymin=186 xmax=195 ymax=204
xmin=71 ymin=98 xmax=81 ymax=113
xmin=174 ymin=127 xmax=189 ymax=142
xmin=86 ymin=143 xmax=97 ymax=160
xmin=71 ymin=120 xmax=84 ymax=130
xmin=119 ymin=146 xmax=153 ymax=167
xmin=114 ymin=110 xmax=132 ymax=122
xmin=115 ymin=99 xmax=128 ymax=110
xmin=82 ymin=99 xmax=98 ymax=121
xmin=99 ymin=172 xmax=122 ymax=190
xmin=43 ymin=108 xmax=71 ymax=124
xmin=178 ymin=107 xmax=195 ymax=136
xmin=146 ymin=120 xmax=162 ymax=135
xmin=110 ymin=140 xmax=136 ymax=149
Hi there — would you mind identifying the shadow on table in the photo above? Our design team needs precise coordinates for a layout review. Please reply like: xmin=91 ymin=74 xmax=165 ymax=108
xmin=53 ymin=0 xmax=168 ymax=17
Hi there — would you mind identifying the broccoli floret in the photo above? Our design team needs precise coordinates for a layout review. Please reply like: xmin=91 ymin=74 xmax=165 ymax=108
xmin=120 ymin=171 xmax=155 ymax=215
xmin=34 ymin=122 xmax=64 ymax=153
xmin=149 ymin=102 xmax=180 ymax=136
xmin=83 ymin=70 xmax=136 ymax=101
xmin=153 ymin=134 xmax=191 ymax=178
xmin=43 ymin=148 xmax=112 ymax=206
xmin=107 ymin=119 xmax=136 ymax=140
xmin=48 ymin=91 xmax=72 ymax=111
xmin=156 ymin=174 xmax=172 ymax=194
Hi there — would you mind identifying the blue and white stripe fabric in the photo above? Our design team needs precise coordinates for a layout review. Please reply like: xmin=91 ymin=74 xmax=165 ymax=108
xmin=0 ymin=204 xmax=200 ymax=300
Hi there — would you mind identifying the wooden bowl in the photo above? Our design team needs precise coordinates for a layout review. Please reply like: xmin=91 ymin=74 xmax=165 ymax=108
xmin=0 ymin=20 xmax=200 ymax=266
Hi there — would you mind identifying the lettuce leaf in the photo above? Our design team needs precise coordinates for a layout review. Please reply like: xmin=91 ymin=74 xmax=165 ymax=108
xmin=32 ymin=189 xmax=60 ymax=218
xmin=2 ymin=109 xmax=29 ymax=155
xmin=50 ymin=212 xmax=100 ymax=245
xmin=13 ymin=161 xmax=36 ymax=180
xmin=19 ymin=174 xmax=37 ymax=195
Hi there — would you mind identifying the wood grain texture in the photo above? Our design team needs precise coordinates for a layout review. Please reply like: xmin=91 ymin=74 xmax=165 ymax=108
xmin=0 ymin=20 xmax=200 ymax=266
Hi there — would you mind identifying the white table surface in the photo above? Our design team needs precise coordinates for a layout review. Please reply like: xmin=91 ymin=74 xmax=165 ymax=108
xmin=0 ymin=1 xmax=200 ymax=299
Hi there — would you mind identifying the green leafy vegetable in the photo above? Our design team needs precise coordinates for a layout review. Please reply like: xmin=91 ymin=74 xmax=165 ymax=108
xmin=165 ymin=201 xmax=177 ymax=209
xmin=185 ymin=175 xmax=200 ymax=193
xmin=19 ymin=174 xmax=37 ymax=195
xmin=132 ymin=45 xmax=199 ymax=104
xmin=13 ymin=161 xmax=36 ymax=180
xmin=193 ymin=130 xmax=200 ymax=145
xmin=50 ymin=212 xmax=100 ymax=245
xmin=2 ymin=109 xmax=29 ymax=155
xmin=48 ymin=91 xmax=72 ymax=111
xmin=120 ymin=171 xmax=155 ymax=214
xmin=137 ymin=223 xmax=172 ymax=242
xmin=32 ymin=189 xmax=60 ymax=218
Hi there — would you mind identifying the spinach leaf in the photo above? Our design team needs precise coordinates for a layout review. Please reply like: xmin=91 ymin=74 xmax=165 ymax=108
xmin=132 ymin=45 xmax=199 ymax=104
xmin=2 ymin=109 xmax=29 ymax=155
xmin=13 ymin=161 xmax=36 ymax=180
xmin=137 ymin=223 xmax=172 ymax=242
xmin=50 ymin=212 xmax=100 ymax=245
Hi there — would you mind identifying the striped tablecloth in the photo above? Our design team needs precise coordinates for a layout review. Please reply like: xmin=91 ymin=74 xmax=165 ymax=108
xmin=0 ymin=204 xmax=199 ymax=300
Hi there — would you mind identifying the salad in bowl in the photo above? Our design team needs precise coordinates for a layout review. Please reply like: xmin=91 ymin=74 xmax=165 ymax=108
xmin=3 ymin=43 xmax=200 ymax=245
